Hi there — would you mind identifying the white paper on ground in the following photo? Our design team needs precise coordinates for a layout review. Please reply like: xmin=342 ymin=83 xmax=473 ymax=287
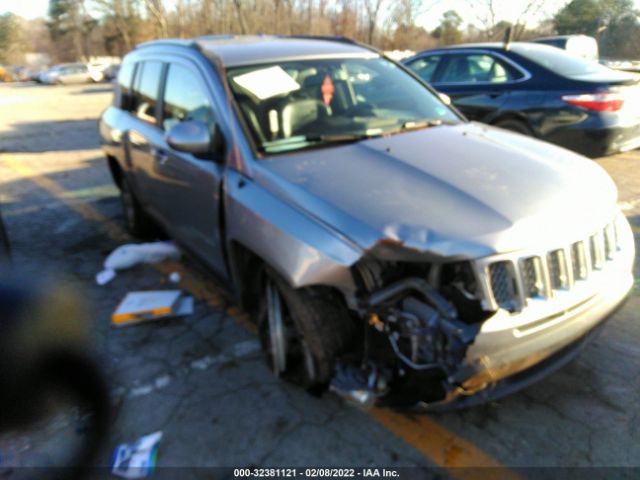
xmin=96 ymin=241 xmax=181 ymax=285
xmin=111 ymin=431 xmax=163 ymax=479
xmin=104 ymin=241 xmax=180 ymax=271
xmin=232 ymin=66 xmax=301 ymax=100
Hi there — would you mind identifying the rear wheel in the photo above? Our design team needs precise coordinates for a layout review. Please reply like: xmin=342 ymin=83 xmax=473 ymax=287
xmin=258 ymin=271 xmax=354 ymax=389
xmin=120 ymin=179 xmax=156 ymax=239
xmin=494 ymin=118 xmax=533 ymax=136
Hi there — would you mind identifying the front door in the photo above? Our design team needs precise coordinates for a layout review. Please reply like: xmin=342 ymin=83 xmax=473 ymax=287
xmin=150 ymin=60 xmax=227 ymax=276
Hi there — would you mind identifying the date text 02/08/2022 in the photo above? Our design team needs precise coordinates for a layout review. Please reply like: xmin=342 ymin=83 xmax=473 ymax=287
xmin=233 ymin=468 xmax=401 ymax=478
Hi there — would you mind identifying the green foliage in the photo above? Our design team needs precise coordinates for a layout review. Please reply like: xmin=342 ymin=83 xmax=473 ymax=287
xmin=553 ymin=0 xmax=640 ymax=58
xmin=554 ymin=0 xmax=638 ymax=36
xmin=554 ymin=0 xmax=602 ymax=35
xmin=432 ymin=10 xmax=463 ymax=45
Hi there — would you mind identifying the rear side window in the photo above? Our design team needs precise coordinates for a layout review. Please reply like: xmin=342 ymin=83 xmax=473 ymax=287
xmin=406 ymin=55 xmax=441 ymax=83
xmin=116 ymin=61 xmax=135 ymax=109
xmin=162 ymin=63 xmax=214 ymax=131
xmin=131 ymin=61 xmax=163 ymax=124
xmin=440 ymin=54 xmax=521 ymax=83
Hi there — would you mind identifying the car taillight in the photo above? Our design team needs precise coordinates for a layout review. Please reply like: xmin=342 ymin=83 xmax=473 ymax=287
xmin=561 ymin=93 xmax=624 ymax=112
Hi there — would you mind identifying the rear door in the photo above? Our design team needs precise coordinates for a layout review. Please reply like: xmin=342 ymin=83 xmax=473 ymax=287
xmin=431 ymin=52 xmax=524 ymax=121
xmin=151 ymin=58 xmax=227 ymax=275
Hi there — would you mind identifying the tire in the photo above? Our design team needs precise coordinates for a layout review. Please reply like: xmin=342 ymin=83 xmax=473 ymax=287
xmin=120 ymin=178 xmax=157 ymax=238
xmin=258 ymin=270 xmax=354 ymax=389
xmin=494 ymin=118 xmax=533 ymax=136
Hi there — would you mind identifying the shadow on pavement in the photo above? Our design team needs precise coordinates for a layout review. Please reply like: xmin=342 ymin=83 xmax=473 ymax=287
xmin=0 ymin=119 xmax=102 ymax=153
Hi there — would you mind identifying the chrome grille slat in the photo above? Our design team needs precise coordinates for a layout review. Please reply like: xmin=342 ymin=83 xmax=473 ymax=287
xmin=604 ymin=224 xmax=616 ymax=259
xmin=571 ymin=241 xmax=588 ymax=280
xmin=590 ymin=232 xmax=605 ymax=270
xmin=548 ymin=249 xmax=568 ymax=290
xmin=521 ymin=257 xmax=544 ymax=297
xmin=486 ymin=222 xmax=620 ymax=312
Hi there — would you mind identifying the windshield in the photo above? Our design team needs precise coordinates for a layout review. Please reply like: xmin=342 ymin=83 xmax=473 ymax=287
xmin=514 ymin=44 xmax=609 ymax=77
xmin=227 ymin=57 xmax=461 ymax=154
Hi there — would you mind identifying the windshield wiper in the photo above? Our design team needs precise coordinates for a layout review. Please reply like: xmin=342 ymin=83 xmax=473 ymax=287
xmin=261 ymin=133 xmax=377 ymax=153
xmin=400 ymin=119 xmax=443 ymax=130
xmin=303 ymin=133 xmax=376 ymax=143
xmin=376 ymin=119 xmax=444 ymax=138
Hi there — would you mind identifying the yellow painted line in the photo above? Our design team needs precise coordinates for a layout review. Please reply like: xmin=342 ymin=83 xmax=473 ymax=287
xmin=3 ymin=154 xmax=519 ymax=476
xmin=2 ymin=157 xmax=127 ymax=242
xmin=371 ymin=408 xmax=521 ymax=478
xmin=58 ymin=184 xmax=119 ymax=200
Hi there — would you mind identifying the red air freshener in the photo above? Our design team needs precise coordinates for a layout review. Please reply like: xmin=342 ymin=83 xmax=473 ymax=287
xmin=321 ymin=74 xmax=334 ymax=106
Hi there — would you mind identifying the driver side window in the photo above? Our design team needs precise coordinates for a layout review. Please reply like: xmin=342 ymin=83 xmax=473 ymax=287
xmin=162 ymin=63 xmax=214 ymax=132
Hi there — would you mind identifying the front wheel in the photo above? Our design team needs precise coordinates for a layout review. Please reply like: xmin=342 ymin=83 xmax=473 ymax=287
xmin=258 ymin=271 xmax=354 ymax=389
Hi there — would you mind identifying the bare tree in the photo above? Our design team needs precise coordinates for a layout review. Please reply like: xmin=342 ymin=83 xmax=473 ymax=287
xmin=93 ymin=0 xmax=137 ymax=51
xmin=467 ymin=0 xmax=551 ymax=40
xmin=232 ymin=0 xmax=248 ymax=34
xmin=363 ymin=0 xmax=384 ymax=44
xmin=143 ymin=0 xmax=168 ymax=37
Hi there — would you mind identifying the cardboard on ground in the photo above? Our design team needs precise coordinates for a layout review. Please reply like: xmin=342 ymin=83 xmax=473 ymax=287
xmin=111 ymin=290 xmax=193 ymax=326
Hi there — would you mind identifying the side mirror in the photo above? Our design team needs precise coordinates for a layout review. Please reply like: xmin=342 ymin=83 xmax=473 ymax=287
xmin=166 ymin=120 xmax=212 ymax=154
xmin=439 ymin=93 xmax=452 ymax=106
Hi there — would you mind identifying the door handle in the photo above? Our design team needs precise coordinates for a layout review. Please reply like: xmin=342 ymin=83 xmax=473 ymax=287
xmin=152 ymin=148 xmax=169 ymax=165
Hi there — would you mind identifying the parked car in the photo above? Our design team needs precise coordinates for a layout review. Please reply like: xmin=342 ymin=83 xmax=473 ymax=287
xmin=0 ymin=66 xmax=15 ymax=82
xmin=403 ymin=42 xmax=640 ymax=157
xmin=88 ymin=59 xmax=121 ymax=82
xmin=100 ymin=36 xmax=635 ymax=409
xmin=39 ymin=63 xmax=92 ymax=85
xmin=533 ymin=35 xmax=599 ymax=61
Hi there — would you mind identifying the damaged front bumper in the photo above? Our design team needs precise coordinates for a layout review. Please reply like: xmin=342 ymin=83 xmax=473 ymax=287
xmin=341 ymin=212 xmax=635 ymax=410
xmin=429 ymin=270 xmax=633 ymax=410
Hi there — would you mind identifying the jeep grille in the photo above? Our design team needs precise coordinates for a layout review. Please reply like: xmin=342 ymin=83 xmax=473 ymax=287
xmin=485 ymin=221 xmax=621 ymax=312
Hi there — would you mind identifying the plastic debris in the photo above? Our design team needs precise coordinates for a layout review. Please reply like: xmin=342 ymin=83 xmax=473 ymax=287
xmin=329 ymin=362 xmax=387 ymax=410
xmin=111 ymin=431 xmax=162 ymax=479
xmin=96 ymin=268 xmax=117 ymax=285
xmin=111 ymin=290 xmax=194 ymax=327
xmin=96 ymin=241 xmax=180 ymax=285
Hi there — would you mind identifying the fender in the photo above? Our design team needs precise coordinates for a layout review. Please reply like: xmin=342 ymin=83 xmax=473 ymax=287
xmin=224 ymin=169 xmax=361 ymax=294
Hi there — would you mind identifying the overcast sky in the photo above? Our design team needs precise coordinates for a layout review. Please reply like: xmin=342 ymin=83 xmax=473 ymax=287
xmin=3 ymin=0 xmax=640 ymax=31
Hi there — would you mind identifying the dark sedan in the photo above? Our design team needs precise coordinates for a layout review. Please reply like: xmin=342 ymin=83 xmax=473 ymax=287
xmin=403 ymin=42 xmax=640 ymax=157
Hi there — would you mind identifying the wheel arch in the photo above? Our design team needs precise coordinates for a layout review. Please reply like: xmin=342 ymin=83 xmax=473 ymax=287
xmin=227 ymin=240 xmax=356 ymax=319
xmin=488 ymin=111 xmax=536 ymax=135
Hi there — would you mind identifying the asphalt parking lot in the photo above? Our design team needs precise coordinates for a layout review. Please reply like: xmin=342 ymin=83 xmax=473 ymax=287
xmin=0 ymin=82 xmax=639 ymax=478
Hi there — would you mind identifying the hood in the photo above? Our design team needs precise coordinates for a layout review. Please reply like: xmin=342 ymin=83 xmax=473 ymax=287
xmin=255 ymin=122 xmax=618 ymax=261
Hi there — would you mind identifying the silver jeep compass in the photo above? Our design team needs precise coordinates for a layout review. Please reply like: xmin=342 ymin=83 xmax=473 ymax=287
xmin=100 ymin=35 xmax=635 ymax=409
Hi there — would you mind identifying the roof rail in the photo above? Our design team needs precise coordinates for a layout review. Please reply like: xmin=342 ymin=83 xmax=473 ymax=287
xmin=136 ymin=38 xmax=196 ymax=50
xmin=284 ymin=35 xmax=382 ymax=56
xmin=285 ymin=35 xmax=358 ymax=45
xmin=194 ymin=34 xmax=240 ymax=42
